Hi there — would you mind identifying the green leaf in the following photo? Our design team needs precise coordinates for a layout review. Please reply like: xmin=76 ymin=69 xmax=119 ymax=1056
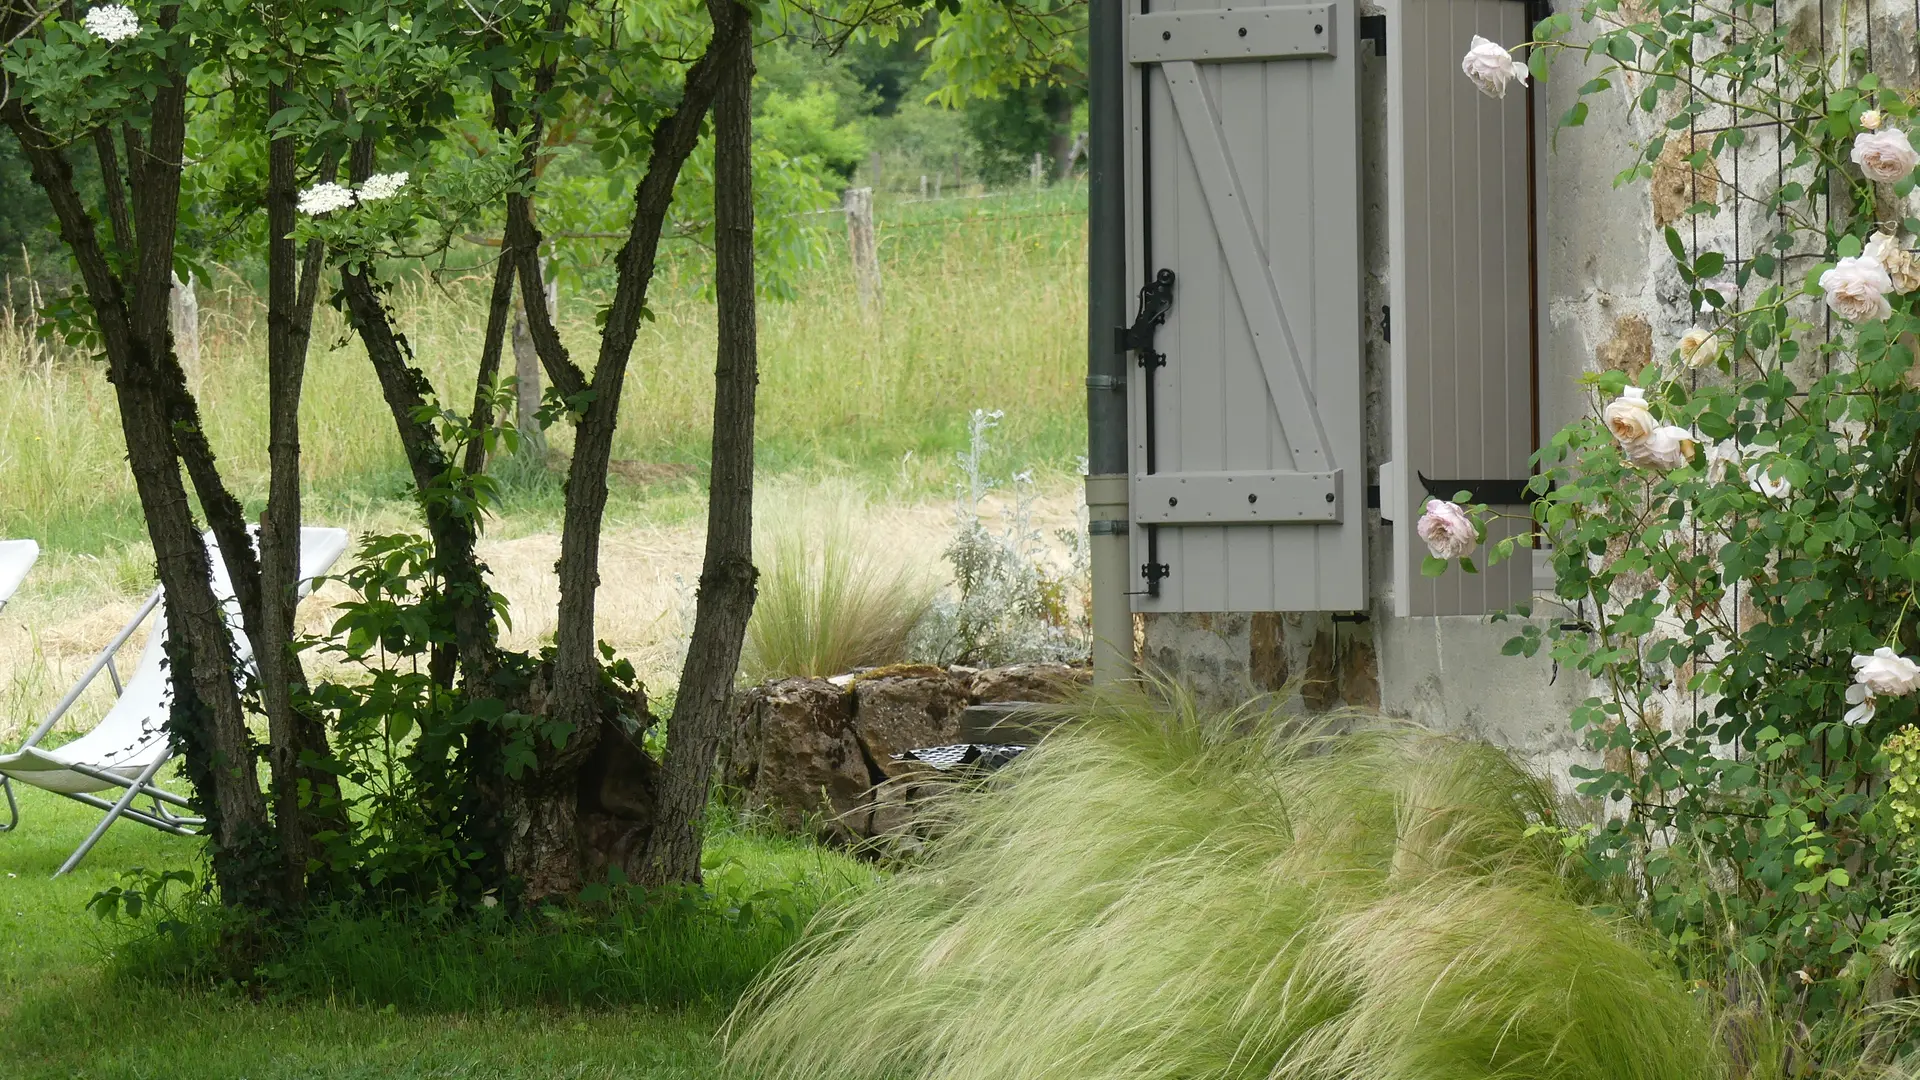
xmin=1421 ymin=555 xmax=1449 ymax=578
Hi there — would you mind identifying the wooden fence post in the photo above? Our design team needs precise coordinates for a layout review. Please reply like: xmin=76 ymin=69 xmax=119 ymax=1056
xmin=844 ymin=186 xmax=881 ymax=311
xmin=169 ymin=271 xmax=199 ymax=369
xmin=512 ymin=254 xmax=552 ymax=433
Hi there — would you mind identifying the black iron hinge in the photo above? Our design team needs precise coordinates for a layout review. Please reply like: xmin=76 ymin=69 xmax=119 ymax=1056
xmin=1140 ymin=560 xmax=1171 ymax=591
xmin=1360 ymin=14 xmax=1386 ymax=55
xmin=1116 ymin=269 xmax=1176 ymax=369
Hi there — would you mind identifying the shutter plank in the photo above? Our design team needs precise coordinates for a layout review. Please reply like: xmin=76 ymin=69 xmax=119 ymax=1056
xmin=1387 ymin=0 xmax=1535 ymax=617
xmin=1163 ymin=60 xmax=1333 ymax=472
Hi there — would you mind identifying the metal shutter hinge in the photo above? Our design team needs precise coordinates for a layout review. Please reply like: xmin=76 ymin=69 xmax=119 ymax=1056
xmin=1138 ymin=561 xmax=1171 ymax=591
xmin=1086 ymin=374 xmax=1127 ymax=392
xmin=1117 ymin=268 xmax=1176 ymax=369
xmin=1359 ymin=14 xmax=1385 ymax=56
xmin=1089 ymin=519 xmax=1130 ymax=536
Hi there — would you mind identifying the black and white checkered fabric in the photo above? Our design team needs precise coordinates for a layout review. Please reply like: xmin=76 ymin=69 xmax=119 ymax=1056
xmin=892 ymin=743 xmax=1030 ymax=772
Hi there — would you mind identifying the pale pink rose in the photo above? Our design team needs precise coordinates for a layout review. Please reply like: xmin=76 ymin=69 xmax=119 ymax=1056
xmin=1865 ymin=232 xmax=1920 ymax=293
xmin=1846 ymin=647 xmax=1920 ymax=725
xmin=1853 ymin=128 xmax=1918 ymax=182
xmin=1862 ymin=109 xmax=1885 ymax=131
xmin=1820 ymin=255 xmax=1894 ymax=322
xmin=1461 ymin=36 xmax=1528 ymax=99
xmin=1625 ymin=425 xmax=1696 ymax=471
xmin=1603 ymin=386 xmax=1656 ymax=446
xmin=1678 ymin=327 xmax=1726 ymax=369
xmin=1415 ymin=499 xmax=1477 ymax=560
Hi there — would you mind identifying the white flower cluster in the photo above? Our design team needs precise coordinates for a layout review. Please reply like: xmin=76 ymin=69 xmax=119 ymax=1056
xmin=1460 ymin=36 xmax=1527 ymax=99
xmin=1817 ymin=233 xmax=1920 ymax=323
xmin=297 ymin=182 xmax=356 ymax=216
xmin=83 ymin=4 xmax=140 ymax=43
xmin=297 ymin=173 xmax=410 ymax=216
xmin=359 ymin=172 xmax=409 ymax=202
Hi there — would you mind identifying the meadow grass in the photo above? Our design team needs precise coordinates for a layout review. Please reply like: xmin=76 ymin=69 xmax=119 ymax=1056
xmin=0 ymin=777 xmax=869 ymax=1078
xmin=0 ymin=183 xmax=1089 ymax=562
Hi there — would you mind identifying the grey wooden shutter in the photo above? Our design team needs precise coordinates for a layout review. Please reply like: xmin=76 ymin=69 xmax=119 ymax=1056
xmin=1123 ymin=0 xmax=1367 ymax=613
xmin=1383 ymin=0 xmax=1540 ymax=617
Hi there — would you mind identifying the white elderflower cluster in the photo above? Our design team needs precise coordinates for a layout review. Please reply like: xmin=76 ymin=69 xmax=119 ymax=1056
xmin=358 ymin=172 xmax=409 ymax=202
xmin=297 ymin=182 xmax=356 ymax=216
xmin=84 ymin=4 xmax=141 ymax=42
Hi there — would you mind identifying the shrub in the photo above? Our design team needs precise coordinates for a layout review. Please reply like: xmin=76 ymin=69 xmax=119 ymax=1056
xmin=743 ymin=495 xmax=936 ymax=681
xmin=912 ymin=408 xmax=1090 ymax=667
xmin=724 ymin=689 xmax=1721 ymax=1080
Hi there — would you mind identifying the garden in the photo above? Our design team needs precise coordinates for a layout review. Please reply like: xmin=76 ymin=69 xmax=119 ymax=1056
xmin=11 ymin=0 xmax=1920 ymax=1075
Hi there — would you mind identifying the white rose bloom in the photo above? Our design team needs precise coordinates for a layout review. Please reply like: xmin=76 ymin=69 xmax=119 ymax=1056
xmin=1678 ymin=327 xmax=1726 ymax=369
xmin=297 ymin=182 xmax=356 ymax=216
xmin=1862 ymin=109 xmax=1885 ymax=131
xmin=1460 ymin=36 xmax=1528 ymax=99
xmin=1745 ymin=461 xmax=1791 ymax=499
xmin=1820 ymin=255 xmax=1895 ymax=322
xmin=1603 ymin=386 xmax=1657 ymax=447
xmin=1846 ymin=647 xmax=1920 ymax=725
xmin=1865 ymin=232 xmax=1920 ymax=293
xmin=359 ymin=172 xmax=409 ymax=202
xmin=1626 ymin=425 xmax=1696 ymax=471
xmin=1852 ymin=128 xmax=1919 ymax=182
xmin=1415 ymin=499 xmax=1478 ymax=560
xmin=83 ymin=5 xmax=140 ymax=42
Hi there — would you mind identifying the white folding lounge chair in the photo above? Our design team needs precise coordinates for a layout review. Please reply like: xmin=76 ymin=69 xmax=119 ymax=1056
xmin=0 ymin=539 xmax=38 ymax=614
xmin=0 ymin=526 xmax=349 ymax=875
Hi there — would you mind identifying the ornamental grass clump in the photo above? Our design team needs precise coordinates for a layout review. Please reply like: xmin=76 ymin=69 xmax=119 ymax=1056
xmin=724 ymin=690 xmax=1723 ymax=1080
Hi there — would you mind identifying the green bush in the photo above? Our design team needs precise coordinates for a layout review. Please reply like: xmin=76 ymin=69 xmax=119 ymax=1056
xmin=725 ymin=689 xmax=1724 ymax=1080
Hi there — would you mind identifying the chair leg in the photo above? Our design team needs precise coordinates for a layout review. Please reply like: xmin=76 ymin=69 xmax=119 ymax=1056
xmin=0 ymin=776 xmax=15 ymax=833
xmin=54 ymin=755 xmax=168 ymax=877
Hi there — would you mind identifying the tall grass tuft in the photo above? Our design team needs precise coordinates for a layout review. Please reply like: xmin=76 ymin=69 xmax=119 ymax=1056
xmin=744 ymin=499 xmax=935 ymax=680
xmin=725 ymin=688 xmax=1727 ymax=1080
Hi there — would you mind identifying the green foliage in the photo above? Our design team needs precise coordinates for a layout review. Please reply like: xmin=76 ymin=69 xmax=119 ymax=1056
xmin=743 ymin=494 xmax=936 ymax=680
xmin=913 ymin=408 xmax=1089 ymax=666
xmin=726 ymin=689 xmax=1721 ymax=1080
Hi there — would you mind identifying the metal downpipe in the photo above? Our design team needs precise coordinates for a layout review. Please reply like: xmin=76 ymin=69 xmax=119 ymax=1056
xmin=1086 ymin=0 xmax=1131 ymax=686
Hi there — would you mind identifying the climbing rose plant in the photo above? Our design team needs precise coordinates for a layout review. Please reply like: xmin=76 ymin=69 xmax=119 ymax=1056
xmin=1441 ymin=0 xmax=1920 ymax=1009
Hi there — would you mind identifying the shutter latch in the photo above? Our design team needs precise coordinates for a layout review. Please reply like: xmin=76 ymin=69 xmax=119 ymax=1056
xmin=1116 ymin=268 xmax=1176 ymax=369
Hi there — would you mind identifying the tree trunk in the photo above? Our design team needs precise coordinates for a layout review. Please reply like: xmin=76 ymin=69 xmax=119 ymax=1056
xmin=2 ymin=67 xmax=273 ymax=906
xmin=512 ymin=5 xmax=747 ymax=893
xmin=258 ymin=107 xmax=347 ymax=904
xmin=641 ymin=0 xmax=759 ymax=887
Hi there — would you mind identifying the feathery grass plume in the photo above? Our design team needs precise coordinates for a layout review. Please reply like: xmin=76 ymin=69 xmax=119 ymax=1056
xmin=725 ymin=685 xmax=1724 ymax=1080
xmin=743 ymin=490 xmax=936 ymax=680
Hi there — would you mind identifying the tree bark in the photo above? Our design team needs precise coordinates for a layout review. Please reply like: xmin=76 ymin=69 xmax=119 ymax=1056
xmin=258 ymin=101 xmax=344 ymax=904
xmin=641 ymin=0 xmax=759 ymax=886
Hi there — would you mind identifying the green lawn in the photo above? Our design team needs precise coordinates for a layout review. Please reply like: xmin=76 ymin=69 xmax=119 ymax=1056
xmin=0 ymin=781 xmax=801 ymax=1079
